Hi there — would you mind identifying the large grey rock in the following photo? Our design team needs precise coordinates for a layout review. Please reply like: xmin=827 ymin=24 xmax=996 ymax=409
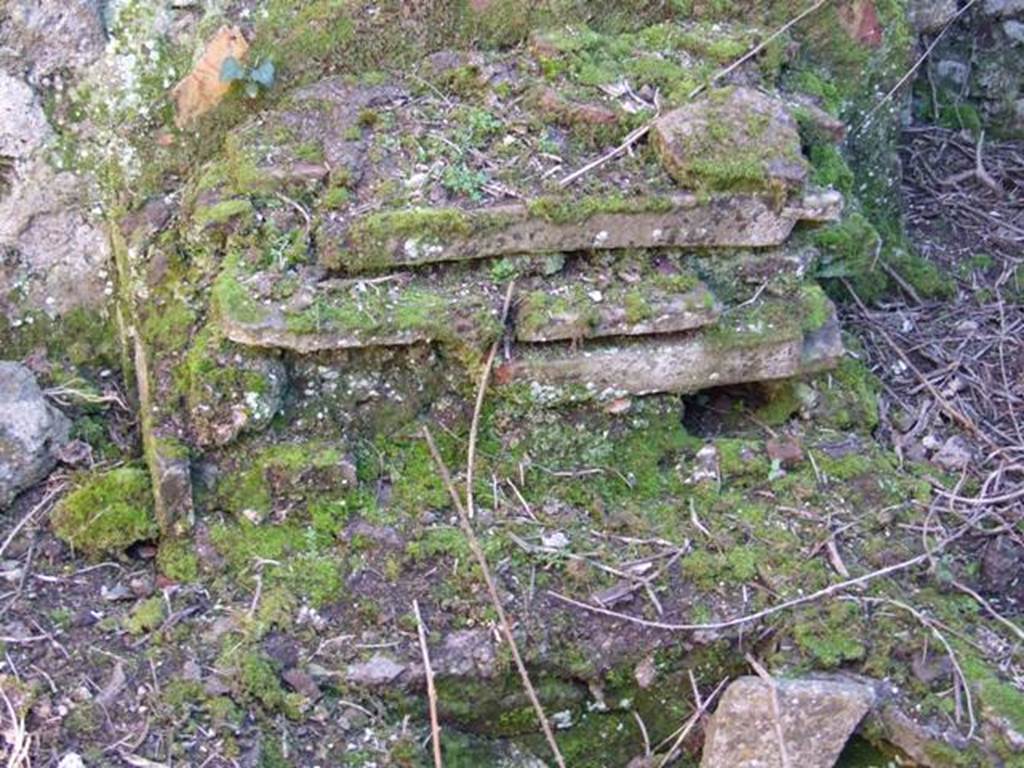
xmin=908 ymin=0 xmax=959 ymax=32
xmin=0 ymin=0 xmax=107 ymax=83
xmin=0 ymin=362 xmax=70 ymax=509
xmin=701 ymin=676 xmax=875 ymax=768
xmin=0 ymin=72 xmax=111 ymax=321
xmin=0 ymin=73 xmax=51 ymax=159
xmin=346 ymin=654 xmax=406 ymax=687
xmin=984 ymin=0 xmax=1024 ymax=17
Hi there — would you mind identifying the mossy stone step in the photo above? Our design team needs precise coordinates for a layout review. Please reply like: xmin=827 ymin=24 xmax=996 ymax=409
xmin=217 ymin=258 xmax=720 ymax=352
xmin=217 ymin=268 xmax=505 ymax=354
xmin=496 ymin=289 xmax=843 ymax=396
xmin=319 ymin=191 xmax=843 ymax=273
xmin=516 ymin=278 xmax=718 ymax=342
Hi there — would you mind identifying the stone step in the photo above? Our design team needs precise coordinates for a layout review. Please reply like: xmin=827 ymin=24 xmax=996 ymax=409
xmin=495 ymin=289 xmax=843 ymax=397
xmin=217 ymin=257 xmax=720 ymax=353
xmin=516 ymin=277 xmax=718 ymax=343
xmin=193 ymin=68 xmax=845 ymax=276
xmin=318 ymin=191 xmax=842 ymax=273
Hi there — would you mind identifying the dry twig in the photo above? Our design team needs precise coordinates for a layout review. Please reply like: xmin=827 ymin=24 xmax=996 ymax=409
xmin=423 ymin=427 xmax=566 ymax=768
xmin=745 ymin=654 xmax=791 ymax=768
xmin=413 ymin=600 xmax=443 ymax=768
xmin=466 ymin=282 xmax=515 ymax=519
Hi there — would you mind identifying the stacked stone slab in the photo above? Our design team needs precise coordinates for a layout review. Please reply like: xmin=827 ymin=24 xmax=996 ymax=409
xmin=127 ymin=31 xmax=853 ymax=531
xmin=204 ymin=79 xmax=844 ymax=403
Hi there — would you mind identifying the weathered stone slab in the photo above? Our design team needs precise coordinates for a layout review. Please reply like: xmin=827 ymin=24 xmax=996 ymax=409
xmin=219 ymin=260 xmax=721 ymax=353
xmin=498 ymin=295 xmax=842 ymax=396
xmin=320 ymin=191 xmax=843 ymax=273
xmin=700 ymin=676 xmax=875 ymax=768
xmin=218 ymin=268 xmax=505 ymax=354
xmin=516 ymin=281 xmax=719 ymax=342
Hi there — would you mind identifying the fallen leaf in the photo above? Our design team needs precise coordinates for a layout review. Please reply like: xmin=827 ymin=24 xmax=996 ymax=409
xmin=170 ymin=26 xmax=249 ymax=128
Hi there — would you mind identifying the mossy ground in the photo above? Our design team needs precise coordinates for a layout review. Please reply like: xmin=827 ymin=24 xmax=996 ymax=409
xmin=121 ymin=357 xmax=1023 ymax=765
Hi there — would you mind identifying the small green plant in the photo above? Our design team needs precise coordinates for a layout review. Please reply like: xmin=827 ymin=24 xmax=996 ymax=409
xmin=442 ymin=163 xmax=488 ymax=201
xmin=220 ymin=57 xmax=276 ymax=98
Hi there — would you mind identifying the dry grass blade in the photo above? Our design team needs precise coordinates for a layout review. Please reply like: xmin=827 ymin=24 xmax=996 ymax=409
xmin=423 ymin=427 xmax=566 ymax=768
xmin=413 ymin=600 xmax=443 ymax=768
xmin=466 ymin=281 xmax=515 ymax=519
xmin=745 ymin=655 xmax=791 ymax=768
xmin=1 ymin=686 xmax=30 ymax=768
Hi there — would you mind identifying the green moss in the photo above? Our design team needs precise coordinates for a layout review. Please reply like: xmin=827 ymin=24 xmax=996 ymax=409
xmin=206 ymin=511 xmax=346 ymax=608
xmin=405 ymin=526 xmax=473 ymax=563
xmin=798 ymin=283 xmax=833 ymax=332
xmin=141 ymin=299 xmax=196 ymax=354
xmin=793 ymin=602 xmax=866 ymax=667
xmin=387 ymin=438 xmax=453 ymax=513
xmin=808 ymin=143 xmax=855 ymax=196
xmin=251 ymin=0 xmax=356 ymax=77
xmin=818 ymin=357 xmax=880 ymax=430
xmin=158 ymin=539 xmax=200 ymax=583
xmin=753 ymin=382 xmax=801 ymax=426
xmin=125 ymin=596 xmax=165 ymax=635
xmin=160 ymin=679 xmax=205 ymax=716
xmin=623 ymin=289 xmax=652 ymax=323
xmin=339 ymin=208 xmax=473 ymax=271
xmin=322 ymin=186 xmax=351 ymax=209
xmin=213 ymin=441 xmax=348 ymax=522
xmin=211 ymin=253 xmax=269 ymax=325
xmin=527 ymin=194 xmax=674 ymax=225
xmin=194 ymin=198 xmax=254 ymax=229
xmin=232 ymin=651 xmax=301 ymax=718
xmin=0 ymin=307 xmax=120 ymax=373
xmin=51 ymin=467 xmax=158 ymax=557
xmin=886 ymin=248 xmax=955 ymax=300
xmin=813 ymin=212 xmax=888 ymax=299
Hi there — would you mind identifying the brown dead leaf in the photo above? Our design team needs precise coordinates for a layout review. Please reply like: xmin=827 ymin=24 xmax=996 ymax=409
xmin=170 ymin=26 xmax=249 ymax=128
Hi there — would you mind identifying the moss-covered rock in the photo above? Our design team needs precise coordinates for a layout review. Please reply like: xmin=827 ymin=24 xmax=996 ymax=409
xmin=652 ymin=86 xmax=809 ymax=199
xmin=50 ymin=467 xmax=158 ymax=557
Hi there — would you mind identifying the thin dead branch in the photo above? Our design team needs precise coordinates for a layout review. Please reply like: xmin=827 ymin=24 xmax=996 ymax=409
xmin=413 ymin=600 xmax=443 ymax=768
xmin=423 ymin=427 xmax=566 ymax=768
xmin=746 ymin=655 xmax=791 ymax=768
xmin=547 ymin=517 xmax=982 ymax=633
